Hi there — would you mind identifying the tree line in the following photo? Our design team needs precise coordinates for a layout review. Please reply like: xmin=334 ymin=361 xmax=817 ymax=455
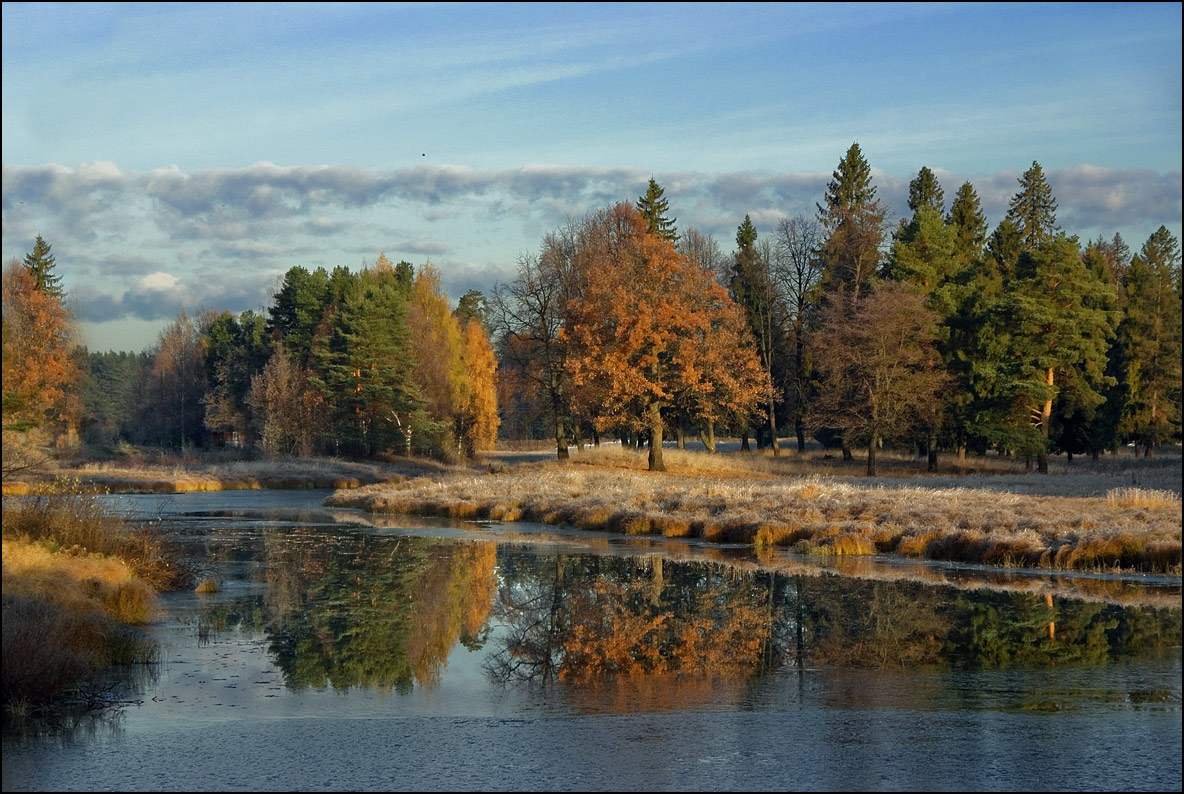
xmin=3 ymin=246 xmax=498 ymax=467
xmin=2 ymin=143 xmax=1180 ymax=473
xmin=493 ymin=146 xmax=1181 ymax=474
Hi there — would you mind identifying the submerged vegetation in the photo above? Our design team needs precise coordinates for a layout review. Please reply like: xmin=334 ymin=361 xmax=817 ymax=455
xmin=1 ymin=484 xmax=191 ymax=718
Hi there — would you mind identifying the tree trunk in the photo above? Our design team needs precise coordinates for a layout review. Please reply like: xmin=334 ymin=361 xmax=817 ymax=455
xmin=866 ymin=430 xmax=879 ymax=476
xmin=768 ymin=397 xmax=780 ymax=457
xmin=841 ymin=435 xmax=853 ymax=461
xmin=1038 ymin=367 xmax=1053 ymax=474
xmin=926 ymin=428 xmax=938 ymax=472
xmin=740 ymin=429 xmax=750 ymax=452
xmin=795 ymin=417 xmax=806 ymax=453
xmin=675 ymin=417 xmax=685 ymax=450
xmin=647 ymin=404 xmax=665 ymax=472
xmin=699 ymin=419 xmax=716 ymax=453
xmin=553 ymin=400 xmax=568 ymax=461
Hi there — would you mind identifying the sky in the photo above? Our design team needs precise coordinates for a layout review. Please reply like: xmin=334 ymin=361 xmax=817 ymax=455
xmin=2 ymin=2 xmax=1181 ymax=352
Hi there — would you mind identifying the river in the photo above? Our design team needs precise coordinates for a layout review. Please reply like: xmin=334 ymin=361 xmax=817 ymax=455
xmin=3 ymin=489 xmax=1180 ymax=792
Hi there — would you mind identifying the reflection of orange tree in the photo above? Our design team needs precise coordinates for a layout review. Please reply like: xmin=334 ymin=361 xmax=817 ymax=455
xmin=487 ymin=556 xmax=778 ymax=688
xmin=561 ymin=577 xmax=770 ymax=685
xmin=261 ymin=529 xmax=496 ymax=691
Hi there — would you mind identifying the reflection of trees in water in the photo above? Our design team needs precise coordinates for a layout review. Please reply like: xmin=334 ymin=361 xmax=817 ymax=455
xmin=192 ymin=531 xmax=1179 ymax=700
xmin=258 ymin=529 xmax=497 ymax=691
xmin=487 ymin=554 xmax=1181 ymax=689
xmin=799 ymin=576 xmax=1180 ymax=669
xmin=486 ymin=555 xmax=790 ymax=688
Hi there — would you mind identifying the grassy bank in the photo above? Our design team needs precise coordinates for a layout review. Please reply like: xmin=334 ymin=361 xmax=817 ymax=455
xmin=1 ymin=454 xmax=434 ymax=495
xmin=1 ymin=485 xmax=192 ymax=718
xmin=329 ymin=447 xmax=1183 ymax=576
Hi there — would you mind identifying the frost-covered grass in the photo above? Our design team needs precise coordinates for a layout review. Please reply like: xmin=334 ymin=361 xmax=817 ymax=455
xmin=331 ymin=447 xmax=1182 ymax=575
xmin=5 ymin=455 xmax=427 ymax=494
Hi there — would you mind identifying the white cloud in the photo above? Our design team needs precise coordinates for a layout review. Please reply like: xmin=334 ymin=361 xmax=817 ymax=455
xmin=137 ymin=271 xmax=178 ymax=291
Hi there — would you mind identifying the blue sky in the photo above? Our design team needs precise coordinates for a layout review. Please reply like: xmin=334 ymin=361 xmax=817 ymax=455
xmin=3 ymin=2 xmax=1181 ymax=352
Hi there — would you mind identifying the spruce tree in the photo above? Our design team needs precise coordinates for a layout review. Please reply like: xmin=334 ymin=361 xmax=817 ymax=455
xmin=818 ymin=142 xmax=877 ymax=217
xmin=635 ymin=178 xmax=677 ymax=242
xmin=1006 ymin=161 xmax=1058 ymax=250
xmin=946 ymin=181 xmax=988 ymax=270
xmin=22 ymin=235 xmax=64 ymax=298
xmin=907 ymin=166 xmax=945 ymax=214
xmin=817 ymin=143 xmax=885 ymax=296
xmin=730 ymin=215 xmax=782 ymax=455
xmin=1118 ymin=226 xmax=1182 ymax=453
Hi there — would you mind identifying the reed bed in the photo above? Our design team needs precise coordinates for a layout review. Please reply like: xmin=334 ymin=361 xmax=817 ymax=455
xmin=2 ymin=485 xmax=188 ymax=714
xmin=330 ymin=451 xmax=1182 ymax=576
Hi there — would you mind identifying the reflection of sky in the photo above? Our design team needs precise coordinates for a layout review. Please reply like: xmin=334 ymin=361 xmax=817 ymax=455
xmin=2 ymin=3 xmax=1180 ymax=352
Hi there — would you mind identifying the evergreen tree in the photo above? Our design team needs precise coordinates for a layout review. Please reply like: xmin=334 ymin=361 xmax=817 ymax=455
xmin=1118 ymin=226 xmax=1182 ymax=453
xmin=1006 ymin=161 xmax=1058 ymax=249
xmin=817 ymin=143 xmax=886 ymax=296
xmin=22 ymin=235 xmax=64 ymax=298
xmin=940 ymin=181 xmax=990 ymax=458
xmin=454 ymin=289 xmax=489 ymax=332
xmin=946 ymin=181 xmax=988 ymax=271
xmin=986 ymin=235 xmax=1117 ymax=472
xmin=266 ymin=266 xmax=331 ymax=364
xmin=818 ymin=142 xmax=877 ymax=216
xmin=886 ymin=193 xmax=959 ymax=470
xmin=730 ymin=215 xmax=783 ymax=455
xmin=635 ymin=178 xmax=678 ymax=242
xmin=907 ymin=166 xmax=945 ymax=214
xmin=311 ymin=268 xmax=423 ymax=457
xmin=984 ymin=217 xmax=1023 ymax=290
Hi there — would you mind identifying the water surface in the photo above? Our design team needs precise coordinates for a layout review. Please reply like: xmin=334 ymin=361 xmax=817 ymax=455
xmin=3 ymin=490 xmax=1180 ymax=792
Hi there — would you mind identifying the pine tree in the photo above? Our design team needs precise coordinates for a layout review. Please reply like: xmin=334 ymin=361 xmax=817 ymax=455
xmin=266 ymin=266 xmax=331 ymax=364
xmin=1006 ymin=161 xmax=1058 ymax=250
xmin=635 ymin=178 xmax=678 ymax=242
xmin=312 ymin=268 xmax=423 ymax=457
xmin=22 ymin=235 xmax=64 ymax=298
xmin=988 ymin=235 xmax=1117 ymax=472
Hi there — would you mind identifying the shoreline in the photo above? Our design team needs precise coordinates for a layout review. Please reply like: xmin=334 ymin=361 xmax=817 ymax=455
xmin=327 ymin=449 xmax=1183 ymax=577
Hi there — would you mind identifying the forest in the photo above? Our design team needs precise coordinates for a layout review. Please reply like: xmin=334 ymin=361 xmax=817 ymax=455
xmin=3 ymin=144 xmax=1181 ymax=477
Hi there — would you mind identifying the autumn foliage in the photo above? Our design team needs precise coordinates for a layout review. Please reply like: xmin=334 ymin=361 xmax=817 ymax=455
xmin=3 ymin=259 xmax=81 ymax=474
xmin=563 ymin=203 xmax=768 ymax=470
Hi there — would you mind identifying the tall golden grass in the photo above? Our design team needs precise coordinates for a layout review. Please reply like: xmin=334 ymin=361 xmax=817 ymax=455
xmin=2 ymin=484 xmax=187 ymax=714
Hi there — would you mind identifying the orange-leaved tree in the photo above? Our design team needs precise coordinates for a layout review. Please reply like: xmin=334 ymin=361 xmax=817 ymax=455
xmin=2 ymin=258 xmax=80 ymax=472
xmin=563 ymin=203 xmax=768 ymax=471
xmin=458 ymin=317 xmax=500 ymax=454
